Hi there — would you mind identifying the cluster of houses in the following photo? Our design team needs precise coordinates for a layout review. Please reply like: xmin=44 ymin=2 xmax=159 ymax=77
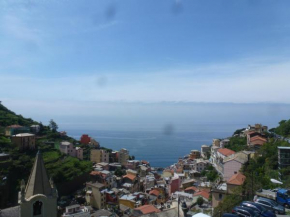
xmin=1 ymin=122 xmax=280 ymax=217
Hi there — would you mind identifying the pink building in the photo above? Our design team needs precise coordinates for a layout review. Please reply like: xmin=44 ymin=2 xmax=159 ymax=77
xmin=60 ymin=141 xmax=76 ymax=156
xmin=126 ymin=160 xmax=140 ymax=170
xmin=75 ymin=147 xmax=83 ymax=160
xmin=223 ymin=158 xmax=245 ymax=181
xmin=60 ymin=141 xmax=83 ymax=160
xmin=80 ymin=134 xmax=91 ymax=145
xmin=168 ymin=174 xmax=180 ymax=195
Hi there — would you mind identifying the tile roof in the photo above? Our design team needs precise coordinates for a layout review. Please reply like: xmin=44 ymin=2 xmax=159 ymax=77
xmin=90 ymin=171 xmax=102 ymax=176
xmin=123 ymin=174 xmax=136 ymax=181
xmin=193 ymin=190 xmax=210 ymax=200
xmin=0 ymin=206 xmax=20 ymax=217
xmin=7 ymin=125 xmax=22 ymax=128
xmin=149 ymin=189 xmax=160 ymax=196
xmin=217 ymin=148 xmax=235 ymax=157
xmin=250 ymin=135 xmax=267 ymax=142
xmin=135 ymin=205 xmax=160 ymax=214
xmin=185 ymin=186 xmax=198 ymax=192
xmin=227 ymin=172 xmax=246 ymax=185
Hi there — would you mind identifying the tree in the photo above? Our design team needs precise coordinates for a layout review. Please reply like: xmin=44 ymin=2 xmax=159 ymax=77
xmin=197 ymin=197 xmax=204 ymax=207
xmin=49 ymin=119 xmax=58 ymax=132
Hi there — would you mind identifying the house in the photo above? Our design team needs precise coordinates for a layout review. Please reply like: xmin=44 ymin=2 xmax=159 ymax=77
xmin=80 ymin=134 xmax=91 ymax=145
xmin=62 ymin=204 xmax=90 ymax=217
xmin=11 ymin=133 xmax=36 ymax=151
xmin=168 ymin=174 xmax=180 ymax=195
xmin=249 ymin=135 xmax=267 ymax=147
xmin=85 ymin=182 xmax=106 ymax=209
xmin=246 ymin=124 xmax=268 ymax=134
xmin=60 ymin=141 xmax=75 ymax=156
xmin=278 ymin=146 xmax=290 ymax=170
xmin=110 ymin=151 xmax=119 ymax=162
xmin=30 ymin=125 xmax=40 ymax=134
xmin=89 ymin=138 xmax=100 ymax=148
xmin=211 ymin=173 xmax=246 ymax=208
xmin=123 ymin=173 xmax=138 ymax=192
xmin=189 ymin=150 xmax=201 ymax=159
xmin=127 ymin=160 xmax=140 ymax=170
xmin=185 ymin=186 xmax=198 ymax=194
xmin=201 ymin=145 xmax=210 ymax=159
xmin=59 ymin=141 xmax=83 ymax=160
xmin=227 ymin=172 xmax=246 ymax=193
xmin=119 ymin=148 xmax=129 ymax=166
xmin=5 ymin=125 xmax=30 ymax=136
xmin=133 ymin=205 xmax=160 ymax=216
xmin=75 ymin=147 xmax=83 ymax=160
xmin=119 ymin=194 xmax=139 ymax=209
xmin=223 ymin=153 xmax=248 ymax=181
xmin=90 ymin=149 xmax=109 ymax=163
xmin=192 ymin=190 xmax=210 ymax=203
xmin=193 ymin=159 xmax=209 ymax=172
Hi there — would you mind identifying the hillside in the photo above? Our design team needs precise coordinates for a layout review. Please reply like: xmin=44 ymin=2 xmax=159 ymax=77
xmin=0 ymin=103 xmax=92 ymax=208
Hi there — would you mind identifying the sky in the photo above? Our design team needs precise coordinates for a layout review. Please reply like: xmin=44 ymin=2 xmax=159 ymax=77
xmin=1 ymin=0 xmax=290 ymax=130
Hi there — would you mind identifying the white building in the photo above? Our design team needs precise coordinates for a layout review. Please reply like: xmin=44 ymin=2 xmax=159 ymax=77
xmin=62 ymin=204 xmax=90 ymax=217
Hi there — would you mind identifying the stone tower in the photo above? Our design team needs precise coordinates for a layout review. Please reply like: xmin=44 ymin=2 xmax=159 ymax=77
xmin=19 ymin=151 xmax=58 ymax=217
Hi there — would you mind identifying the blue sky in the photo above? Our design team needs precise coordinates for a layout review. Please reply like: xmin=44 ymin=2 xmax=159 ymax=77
xmin=1 ymin=0 xmax=290 ymax=129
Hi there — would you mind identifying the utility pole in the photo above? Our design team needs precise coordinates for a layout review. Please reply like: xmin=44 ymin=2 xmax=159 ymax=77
xmin=178 ymin=196 xmax=180 ymax=217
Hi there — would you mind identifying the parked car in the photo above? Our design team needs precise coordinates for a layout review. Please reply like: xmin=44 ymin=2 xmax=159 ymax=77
xmin=255 ymin=197 xmax=285 ymax=214
xmin=223 ymin=214 xmax=239 ymax=217
xmin=232 ymin=206 xmax=261 ymax=217
xmin=240 ymin=201 xmax=276 ymax=217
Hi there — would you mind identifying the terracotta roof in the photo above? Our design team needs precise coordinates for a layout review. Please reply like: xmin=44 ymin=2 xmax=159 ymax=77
xmin=134 ymin=205 xmax=160 ymax=214
xmin=123 ymin=174 xmax=136 ymax=181
xmin=250 ymin=135 xmax=267 ymax=142
xmin=149 ymin=189 xmax=160 ymax=196
xmin=90 ymin=171 xmax=102 ymax=176
xmin=217 ymin=148 xmax=235 ymax=157
xmin=227 ymin=172 xmax=246 ymax=185
xmin=185 ymin=186 xmax=198 ymax=192
xmin=7 ymin=125 xmax=23 ymax=128
xmin=142 ymin=160 xmax=149 ymax=164
xmin=193 ymin=190 xmax=210 ymax=200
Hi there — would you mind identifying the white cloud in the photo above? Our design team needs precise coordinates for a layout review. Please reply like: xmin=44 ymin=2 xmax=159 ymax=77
xmin=1 ymin=57 xmax=290 ymax=104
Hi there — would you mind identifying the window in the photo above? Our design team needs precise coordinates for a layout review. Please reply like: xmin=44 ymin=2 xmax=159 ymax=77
xmin=219 ymin=193 xmax=223 ymax=200
xmin=33 ymin=201 xmax=43 ymax=216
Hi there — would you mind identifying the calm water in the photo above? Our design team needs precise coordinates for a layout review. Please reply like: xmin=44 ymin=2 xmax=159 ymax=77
xmin=67 ymin=124 xmax=243 ymax=167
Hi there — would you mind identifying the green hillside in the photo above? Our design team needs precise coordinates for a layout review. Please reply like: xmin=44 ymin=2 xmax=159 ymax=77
xmin=0 ymin=103 xmax=92 ymax=208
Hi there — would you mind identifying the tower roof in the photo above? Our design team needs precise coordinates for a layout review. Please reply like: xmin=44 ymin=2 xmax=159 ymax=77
xmin=25 ymin=151 xmax=52 ymax=199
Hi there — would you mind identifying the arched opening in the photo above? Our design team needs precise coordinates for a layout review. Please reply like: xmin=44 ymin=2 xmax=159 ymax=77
xmin=33 ymin=201 xmax=43 ymax=216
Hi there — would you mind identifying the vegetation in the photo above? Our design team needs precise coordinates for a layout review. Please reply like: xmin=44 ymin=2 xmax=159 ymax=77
xmin=0 ymin=103 xmax=93 ymax=207
xmin=196 ymin=197 xmax=204 ymax=207
xmin=274 ymin=119 xmax=290 ymax=137
xmin=114 ymin=167 xmax=126 ymax=177
xmin=201 ymin=165 xmax=219 ymax=182
xmin=225 ymin=136 xmax=247 ymax=152
xmin=214 ymin=137 xmax=290 ymax=215
xmin=233 ymin=128 xmax=246 ymax=136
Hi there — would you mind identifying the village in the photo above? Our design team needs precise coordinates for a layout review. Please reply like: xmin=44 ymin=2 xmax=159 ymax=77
xmin=1 ymin=117 xmax=290 ymax=217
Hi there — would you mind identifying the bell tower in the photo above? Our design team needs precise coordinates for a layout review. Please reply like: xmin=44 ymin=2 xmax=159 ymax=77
xmin=19 ymin=151 xmax=58 ymax=217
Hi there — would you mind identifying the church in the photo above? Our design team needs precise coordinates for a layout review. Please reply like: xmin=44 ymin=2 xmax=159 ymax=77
xmin=0 ymin=151 xmax=58 ymax=217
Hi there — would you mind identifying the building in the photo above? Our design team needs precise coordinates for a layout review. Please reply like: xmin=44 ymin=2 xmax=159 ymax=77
xmin=75 ymin=147 xmax=83 ymax=160
xmin=85 ymin=182 xmax=106 ymax=209
xmin=201 ymin=145 xmax=210 ymax=159
xmin=133 ymin=205 xmax=160 ymax=216
xmin=90 ymin=149 xmax=109 ymax=164
xmin=193 ymin=159 xmax=209 ymax=172
xmin=59 ymin=141 xmax=83 ymax=160
xmin=246 ymin=124 xmax=268 ymax=134
xmin=5 ymin=125 xmax=30 ymax=136
xmin=11 ymin=133 xmax=35 ymax=151
xmin=30 ymin=125 xmax=40 ymax=134
xmin=62 ymin=204 xmax=90 ymax=217
xmin=89 ymin=138 xmax=100 ymax=148
xmin=80 ymin=134 xmax=91 ymax=145
xmin=17 ymin=151 xmax=58 ymax=217
xmin=211 ymin=173 xmax=246 ymax=208
xmin=119 ymin=148 xmax=129 ymax=166
xmin=60 ymin=141 xmax=76 ymax=156
xmin=222 ymin=152 xmax=248 ymax=181
xmin=278 ymin=147 xmax=290 ymax=169
xmin=189 ymin=150 xmax=201 ymax=159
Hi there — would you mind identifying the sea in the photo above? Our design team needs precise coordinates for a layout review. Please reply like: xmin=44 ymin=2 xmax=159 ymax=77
xmin=67 ymin=124 xmax=245 ymax=168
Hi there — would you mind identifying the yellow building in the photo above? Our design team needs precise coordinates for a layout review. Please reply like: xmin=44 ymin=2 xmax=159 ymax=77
xmin=90 ymin=149 xmax=109 ymax=163
xmin=85 ymin=182 xmax=106 ymax=209
xmin=11 ymin=133 xmax=36 ymax=151
xmin=119 ymin=148 xmax=129 ymax=166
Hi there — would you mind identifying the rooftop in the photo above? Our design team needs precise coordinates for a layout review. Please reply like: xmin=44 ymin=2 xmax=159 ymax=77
xmin=135 ymin=205 xmax=160 ymax=214
xmin=217 ymin=148 xmax=235 ymax=156
xmin=13 ymin=133 xmax=35 ymax=137
xmin=193 ymin=190 xmax=210 ymax=200
xmin=227 ymin=172 xmax=246 ymax=185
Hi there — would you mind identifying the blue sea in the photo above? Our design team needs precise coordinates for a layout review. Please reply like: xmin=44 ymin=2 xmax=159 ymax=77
xmin=67 ymin=124 xmax=243 ymax=168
